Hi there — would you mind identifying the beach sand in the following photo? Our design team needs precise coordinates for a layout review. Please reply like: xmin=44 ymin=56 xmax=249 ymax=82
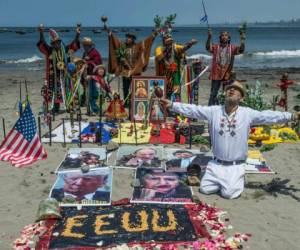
xmin=0 ymin=67 xmax=300 ymax=250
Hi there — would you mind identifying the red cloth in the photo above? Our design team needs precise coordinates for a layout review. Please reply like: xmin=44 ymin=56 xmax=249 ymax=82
xmin=92 ymin=75 xmax=111 ymax=93
xmin=149 ymin=128 xmax=185 ymax=144
xmin=277 ymin=79 xmax=294 ymax=90
xmin=84 ymin=47 xmax=103 ymax=74
xmin=209 ymin=44 xmax=240 ymax=81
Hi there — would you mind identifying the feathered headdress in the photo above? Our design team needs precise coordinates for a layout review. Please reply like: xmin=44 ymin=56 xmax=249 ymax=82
xmin=49 ymin=29 xmax=61 ymax=43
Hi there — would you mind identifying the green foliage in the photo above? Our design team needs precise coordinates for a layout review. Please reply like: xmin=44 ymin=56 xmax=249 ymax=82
xmin=153 ymin=13 xmax=177 ymax=30
xmin=239 ymin=22 xmax=247 ymax=34
xmin=192 ymin=135 xmax=210 ymax=145
xmin=154 ymin=15 xmax=163 ymax=29
xmin=241 ymin=81 xmax=272 ymax=111
xmin=259 ymin=144 xmax=276 ymax=152
xmin=279 ymin=131 xmax=298 ymax=141
xmin=271 ymin=95 xmax=280 ymax=110
xmin=115 ymin=45 xmax=127 ymax=61
xmin=165 ymin=14 xmax=177 ymax=26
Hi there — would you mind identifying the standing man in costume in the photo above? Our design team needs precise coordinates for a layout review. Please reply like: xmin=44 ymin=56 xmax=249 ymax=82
xmin=103 ymin=18 xmax=158 ymax=106
xmin=206 ymin=29 xmax=245 ymax=106
xmin=160 ymin=81 xmax=300 ymax=199
xmin=37 ymin=24 xmax=81 ymax=113
xmin=155 ymin=34 xmax=197 ymax=99
xmin=82 ymin=37 xmax=103 ymax=75
xmin=81 ymin=37 xmax=103 ymax=113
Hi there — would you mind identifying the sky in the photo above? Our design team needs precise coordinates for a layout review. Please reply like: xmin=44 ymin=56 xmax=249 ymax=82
xmin=0 ymin=0 xmax=300 ymax=26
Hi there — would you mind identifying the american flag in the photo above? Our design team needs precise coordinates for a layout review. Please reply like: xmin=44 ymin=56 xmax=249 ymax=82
xmin=0 ymin=103 xmax=47 ymax=167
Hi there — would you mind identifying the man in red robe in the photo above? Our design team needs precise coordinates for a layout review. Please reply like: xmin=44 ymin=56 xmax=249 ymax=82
xmin=206 ymin=30 xmax=245 ymax=106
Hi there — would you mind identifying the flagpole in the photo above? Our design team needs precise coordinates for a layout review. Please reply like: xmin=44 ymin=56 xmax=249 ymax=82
xmin=201 ymin=0 xmax=210 ymax=29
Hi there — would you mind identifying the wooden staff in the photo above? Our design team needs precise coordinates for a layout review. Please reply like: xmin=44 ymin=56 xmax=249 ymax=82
xmin=49 ymin=118 xmax=52 ymax=146
xmin=62 ymin=118 xmax=66 ymax=147
xmin=38 ymin=116 xmax=41 ymax=140
xmin=189 ymin=122 xmax=192 ymax=149
xmin=2 ymin=117 xmax=6 ymax=138
xmin=52 ymin=109 xmax=55 ymax=121
xmin=133 ymin=119 xmax=138 ymax=146
xmin=24 ymin=78 xmax=29 ymax=103
xmin=99 ymin=94 xmax=103 ymax=145
xmin=78 ymin=114 xmax=82 ymax=148
xmin=19 ymin=81 xmax=22 ymax=117
xmin=84 ymin=68 xmax=90 ymax=116
xmin=118 ymin=119 xmax=122 ymax=144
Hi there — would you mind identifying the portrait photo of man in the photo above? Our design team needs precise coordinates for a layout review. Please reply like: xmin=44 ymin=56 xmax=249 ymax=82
xmin=57 ymin=148 xmax=106 ymax=172
xmin=50 ymin=168 xmax=112 ymax=206
xmin=131 ymin=168 xmax=193 ymax=204
xmin=116 ymin=146 xmax=163 ymax=168
xmin=165 ymin=150 xmax=203 ymax=169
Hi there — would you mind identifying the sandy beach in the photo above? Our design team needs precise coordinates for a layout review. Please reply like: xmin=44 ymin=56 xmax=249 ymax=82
xmin=0 ymin=66 xmax=300 ymax=250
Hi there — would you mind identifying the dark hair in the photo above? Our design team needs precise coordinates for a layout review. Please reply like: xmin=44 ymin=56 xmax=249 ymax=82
xmin=172 ymin=150 xmax=194 ymax=156
xmin=219 ymin=31 xmax=231 ymax=44
xmin=134 ymin=147 xmax=157 ymax=155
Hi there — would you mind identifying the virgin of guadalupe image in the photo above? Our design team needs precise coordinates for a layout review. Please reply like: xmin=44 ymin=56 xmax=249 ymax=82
xmin=134 ymin=101 xmax=146 ymax=121
xmin=149 ymin=80 xmax=165 ymax=122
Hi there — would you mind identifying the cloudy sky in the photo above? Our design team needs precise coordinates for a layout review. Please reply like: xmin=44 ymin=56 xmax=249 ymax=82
xmin=0 ymin=0 xmax=299 ymax=26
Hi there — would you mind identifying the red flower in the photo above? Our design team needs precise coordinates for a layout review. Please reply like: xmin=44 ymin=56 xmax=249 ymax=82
xmin=169 ymin=62 xmax=177 ymax=72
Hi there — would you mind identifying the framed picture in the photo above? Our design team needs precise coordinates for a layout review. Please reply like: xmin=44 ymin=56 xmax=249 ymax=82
xmin=115 ymin=145 xmax=164 ymax=169
xmin=56 ymin=148 xmax=107 ymax=172
xmin=131 ymin=76 xmax=167 ymax=123
xmin=49 ymin=168 xmax=113 ymax=207
xmin=131 ymin=168 xmax=193 ymax=204
xmin=164 ymin=148 xmax=211 ymax=172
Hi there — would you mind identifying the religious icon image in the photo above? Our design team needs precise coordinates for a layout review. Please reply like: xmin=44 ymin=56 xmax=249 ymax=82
xmin=134 ymin=101 xmax=148 ymax=121
xmin=149 ymin=79 xmax=165 ymax=97
xmin=56 ymin=148 xmax=107 ymax=172
xmin=116 ymin=145 xmax=164 ymax=169
xmin=149 ymin=79 xmax=166 ymax=123
xmin=131 ymin=168 xmax=193 ymax=204
xmin=49 ymin=168 xmax=112 ymax=206
xmin=105 ymin=92 xmax=128 ymax=120
xmin=134 ymin=80 xmax=148 ymax=98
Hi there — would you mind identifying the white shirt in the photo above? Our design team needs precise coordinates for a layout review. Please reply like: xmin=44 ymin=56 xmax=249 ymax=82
xmin=172 ymin=103 xmax=292 ymax=161
xmin=181 ymin=156 xmax=196 ymax=168
xmin=64 ymin=192 xmax=95 ymax=200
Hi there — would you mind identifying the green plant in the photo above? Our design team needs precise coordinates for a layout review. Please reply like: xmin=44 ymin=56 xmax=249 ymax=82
xmin=241 ymin=81 xmax=272 ymax=111
xmin=115 ymin=45 xmax=126 ymax=61
xmin=192 ymin=135 xmax=210 ymax=145
xmin=259 ymin=144 xmax=276 ymax=152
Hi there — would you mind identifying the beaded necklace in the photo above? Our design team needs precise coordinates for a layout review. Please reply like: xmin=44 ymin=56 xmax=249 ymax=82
xmin=219 ymin=108 xmax=237 ymax=137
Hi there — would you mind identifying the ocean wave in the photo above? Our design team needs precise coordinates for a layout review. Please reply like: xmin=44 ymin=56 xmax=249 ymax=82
xmin=150 ymin=53 xmax=212 ymax=61
xmin=4 ymin=55 xmax=43 ymax=64
xmin=252 ymin=50 xmax=300 ymax=58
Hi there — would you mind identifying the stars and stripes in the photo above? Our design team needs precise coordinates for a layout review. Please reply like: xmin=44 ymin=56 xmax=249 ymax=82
xmin=0 ymin=103 xmax=47 ymax=167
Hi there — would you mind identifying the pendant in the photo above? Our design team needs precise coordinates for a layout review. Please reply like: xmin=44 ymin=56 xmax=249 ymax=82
xmin=230 ymin=130 xmax=236 ymax=137
xmin=219 ymin=130 xmax=224 ymax=136
xmin=57 ymin=61 xmax=65 ymax=70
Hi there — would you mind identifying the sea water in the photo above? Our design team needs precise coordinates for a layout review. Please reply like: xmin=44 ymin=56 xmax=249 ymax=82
xmin=1 ymin=26 xmax=300 ymax=70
